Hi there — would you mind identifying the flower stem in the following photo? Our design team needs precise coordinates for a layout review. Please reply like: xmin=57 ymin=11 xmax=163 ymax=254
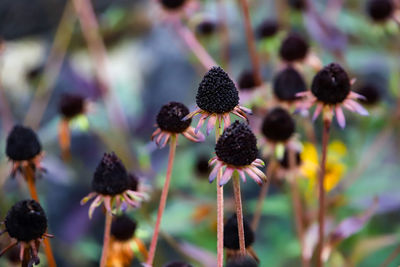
xmin=251 ymin=160 xmax=274 ymax=230
xmin=379 ymin=243 xmax=400 ymax=267
xmin=100 ymin=211 xmax=112 ymax=267
xmin=146 ymin=135 xmax=177 ymax=266
xmin=23 ymin=166 xmax=57 ymax=267
xmin=232 ymin=172 xmax=246 ymax=255
xmin=215 ymin=119 xmax=224 ymax=267
xmin=316 ymin=120 xmax=331 ymax=267
xmin=238 ymin=0 xmax=262 ymax=86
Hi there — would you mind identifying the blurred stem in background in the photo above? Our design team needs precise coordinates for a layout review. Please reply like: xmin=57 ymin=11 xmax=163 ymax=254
xmin=0 ymin=41 xmax=14 ymax=133
xmin=232 ymin=172 xmax=246 ymax=255
xmin=237 ymin=0 xmax=262 ymax=86
xmin=146 ymin=135 xmax=177 ymax=266
xmin=316 ymin=119 xmax=331 ymax=267
xmin=379 ymin=243 xmax=400 ymax=267
xmin=215 ymin=118 xmax=224 ymax=267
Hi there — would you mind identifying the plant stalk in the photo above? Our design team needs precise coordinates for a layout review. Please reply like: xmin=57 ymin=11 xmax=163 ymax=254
xmin=216 ymin=119 xmax=224 ymax=267
xmin=233 ymin=173 xmax=246 ymax=254
xmin=100 ymin=211 xmax=113 ymax=267
xmin=379 ymin=243 xmax=400 ymax=267
xmin=316 ymin=120 xmax=331 ymax=267
xmin=146 ymin=135 xmax=177 ymax=266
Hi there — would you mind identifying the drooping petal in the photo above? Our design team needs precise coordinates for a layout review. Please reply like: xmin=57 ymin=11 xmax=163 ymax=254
xmin=222 ymin=113 xmax=231 ymax=129
xmin=80 ymin=192 xmax=97 ymax=205
xmin=88 ymin=195 xmax=103 ymax=219
xmin=195 ymin=114 xmax=208 ymax=134
xmin=349 ymin=91 xmax=366 ymax=100
xmin=312 ymin=103 xmax=323 ymax=121
xmin=335 ymin=106 xmax=346 ymax=129
xmin=209 ymin=162 xmax=222 ymax=183
xmin=237 ymin=169 xmax=247 ymax=183
xmin=249 ymin=165 xmax=267 ymax=182
xmin=206 ymin=115 xmax=217 ymax=135
xmin=346 ymin=100 xmax=369 ymax=116
xmin=219 ymin=167 xmax=234 ymax=186
xmin=244 ymin=168 xmax=263 ymax=186
xmin=239 ymin=105 xmax=253 ymax=115
xmin=151 ymin=128 xmax=161 ymax=140
xmin=183 ymin=108 xmax=202 ymax=121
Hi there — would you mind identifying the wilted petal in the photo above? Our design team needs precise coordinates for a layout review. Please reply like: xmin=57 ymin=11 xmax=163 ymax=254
xmin=219 ymin=167 xmax=234 ymax=186
xmin=335 ymin=106 xmax=346 ymax=128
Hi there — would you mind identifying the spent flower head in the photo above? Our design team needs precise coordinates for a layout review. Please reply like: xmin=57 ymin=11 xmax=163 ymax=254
xmin=279 ymin=33 xmax=309 ymax=63
xmin=273 ymin=67 xmax=307 ymax=103
xmin=367 ymin=0 xmax=394 ymax=22
xmin=261 ymin=107 xmax=296 ymax=143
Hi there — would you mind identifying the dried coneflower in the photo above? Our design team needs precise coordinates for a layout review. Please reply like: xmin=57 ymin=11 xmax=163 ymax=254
xmin=81 ymin=152 xmax=147 ymax=267
xmin=185 ymin=66 xmax=252 ymax=135
xmin=210 ymin=122 xmax=266 ymax=258
xmin=367 ymin=0 xmax=394 ymax=22
xmin=279 ymin=33 xmax=309 ymax=63
xmin=152 ymin=102 xmax=204 ymax=148
xmin=355 ymin=83 xmax=382 ymax=105
xmin=195 ymin=155 xmax=211 ymax=178
xmin=225 ymin=255 xmax=259 ymax=267
xmin=224 ymin=214 xmax=258 ymax=262
xmin=147 ymin=102 xmax=204 ymax=266
xmin=196 ymin=20 xmax=217 ymax=36
xmin=273 ymin=67 xmax=307 ymax=104
xmin=58 ymin=93 xmax=86 ymax=160
xmin=0 ymin=200 xmax=54 ymax=266
xmin=238 ymin=70 xmax=257 ymax=91
xmin=256 ymin=19 xmax=279 ymax=40
xmin=107 ymin=214 xmax=147 ymax=267
xmin=261 ymin=107 xmax=296 ymax=144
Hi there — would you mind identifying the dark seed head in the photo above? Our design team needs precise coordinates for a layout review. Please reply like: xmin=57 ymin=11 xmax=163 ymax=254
xmin=273 ymin=67 xmax=307 ymax=101
xmin=163 ymin=261 xmax=193 ymax=267
xmin=59 ymin=93 xmax=85 ymax=119
xmin=238 ymin=70 xmax=257 ymax=91
xmin=111 ymin=214 xmax=137 ymax=241
xmin=256 ymin=19 xmax=279 ymax=39
xmin=224 ymin=214 xmax=254 ymax=250
xmin=92 ymin=153 xmax=130 ymax=196
xmin=226 ymin=255 xmax=259 ymax=267
xmin=196 ymin=67 xmax=239 ymax=114
xmin=215 ymin=121 xmax=258 ymax=167
xmin=128 ymin=173 xmax=139 ymax=191
xmin=160 ymin=0 xmax=186 ymax=10
xmin=288 ymin=0 xmax=306 ymax=10
xmin=196 ymin=20 xmax=217 ymax=36
xmin=355 ymin=83 xmax=381 ymax=105
xmin=5 ymin=200 xmax=47 ymax=242
xmin=195 ymin=156 xmax=211 ymax=177
xmin=156 ymin=102 xmax=191 ymax=133
xmin=261 ymin=108 xmax=295 ymax=142
xmin=278 ymin=149 xmax=302 ymax=169
xmin=6 ymin=125 xmax=42 ymax=161
xmin=279 ymin=33 xmax=309 ymax=62
xmin=311 ymin=63 xmax=350 ymax=104
xmin=367 ymin=0 xmax=394 ymax=22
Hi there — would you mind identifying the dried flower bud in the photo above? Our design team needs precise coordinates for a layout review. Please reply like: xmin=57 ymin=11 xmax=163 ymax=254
xmin=311 ymin=63 xmax=350 ymax=104
xmin=238 ymin=70 xmax=257 ymax=91
xmin=59 ymin=93 xmax=85 ymax=119
xmin=128 ymin=173 xmax=139 ymax=192
xmin=6 ymin=125 xmax=42 ymax=161
xmin=92 ymin=153 xmax=130 ymax=196
xmin=111 ymin=214 xmax=137 ymax=241
xmin=226 ymin=255 xmax=259 ymax=267
xmin=224 ymin=214 xmax=254 ymax=250
xmin=261 ymin=108 xmax=295 ymax=142
xmin=195 ymin=156 xmax=211 ymax=177
xmin=279 ymin=33 xmax=309 ymax=62
xmin=160 ymin=0 xmax=186 ymax=10
xmin=5 ymin=200 xmax=47 ymax=242
xmin=273 ymin=67 xmax=307 ymax=101
xmin=156 ymin=102 xmax=191 ymax=133
xmin=215 ymin=121 xmax=258 ymax=167
xmin=196 ymin=20 xmax=217 ymax=36
xmin=256 ymin=19 xmax=279 ymax=39
xmin=355 ymin=83 xmax=381 ymax=105
xmin=367 ymin=0 xmax=394 ymax=22
xmin=196 ymin=67 xmax=239 ymax=114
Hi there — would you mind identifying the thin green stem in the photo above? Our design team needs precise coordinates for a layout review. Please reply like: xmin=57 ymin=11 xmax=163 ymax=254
xmin=146 ymin=135 xmax=177 ymax=266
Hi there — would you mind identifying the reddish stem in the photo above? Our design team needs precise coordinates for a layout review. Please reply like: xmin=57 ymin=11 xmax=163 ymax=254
xmin=100 ymin=211 xmax=112 ymax=267
xmin=146 ymin=135 xmax=177 ymax=266
xmin=379 ymin=243 xmax=400 ymax=267
xmin=238 ymin=0 xmax=262 ymax=86
xmin=316 ymin=120 xmax=331 ymax=267
xmin=233 ymin=173 xmax=246 ymax=255
xmin=215 ymin=119 xmax=224 ymax=267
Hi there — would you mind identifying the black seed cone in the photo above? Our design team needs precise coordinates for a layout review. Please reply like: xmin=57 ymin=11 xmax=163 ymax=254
xmin=288 ymin=0 xmax=306 ymax=10
xmin=367 ymin=0 xmax=394 ymax=22
xmin=160 ymin=0 xmax=186 ymax=10
xmin=195 ymin=156 xmax=211 ymax=177
xmin=273 ymin=67 xmax=307 ymax=101
xmin=279 ymin=33 xmax=309 ymax=62
xmin=196 ymin=20 xmax=217 ymax=36
xmin=224 ymin=214 xmax=254 ymax=250
xmin=5 ymin=200 xmax=47 ymax=242
xmin=92 ymin=153 xmax=130 ymax=196
xmin=256 ymin=19 xmax=279 ymax=39
xmin=111 ymin=214 xmax=137 ymax=241
xmin=356 ymin=83 xmax=381 ymax=105
xmin=196 ymin=67 xmax=239 ymax=114
xmin=215 ymin=121 xmax=258 ymax=166
xmin=238 ymin=70 xmax=257 ymax=91
xmin=261 ymin=108 xmax=295 ymax=142
xmin=59 ymin=93 xmax=85 ymax=119
xmin=163 ymin=261 xmax=193 ymax=267
xmin=156 ymin=102 xmax=192 ymax=133
xmin=311 ymin=63 xmax=350 ymax=104
xmin=226 ymin=255 xmax=259 ymax=267
xmin=128 ymin=173 xmax=139 ymax=191
xmin=279 ymin=149 xmax=302 ymax=169
xmin=6 ymin=125 xmax=42 ymax=161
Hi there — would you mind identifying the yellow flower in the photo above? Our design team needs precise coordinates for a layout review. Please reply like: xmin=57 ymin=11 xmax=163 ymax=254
xmin=300 ymin=141 xmax=347 ymax=193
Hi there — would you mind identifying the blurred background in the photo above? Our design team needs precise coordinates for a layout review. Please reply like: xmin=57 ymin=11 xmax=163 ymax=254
xmin=0 ymin=0 xmax=399 ymax=266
